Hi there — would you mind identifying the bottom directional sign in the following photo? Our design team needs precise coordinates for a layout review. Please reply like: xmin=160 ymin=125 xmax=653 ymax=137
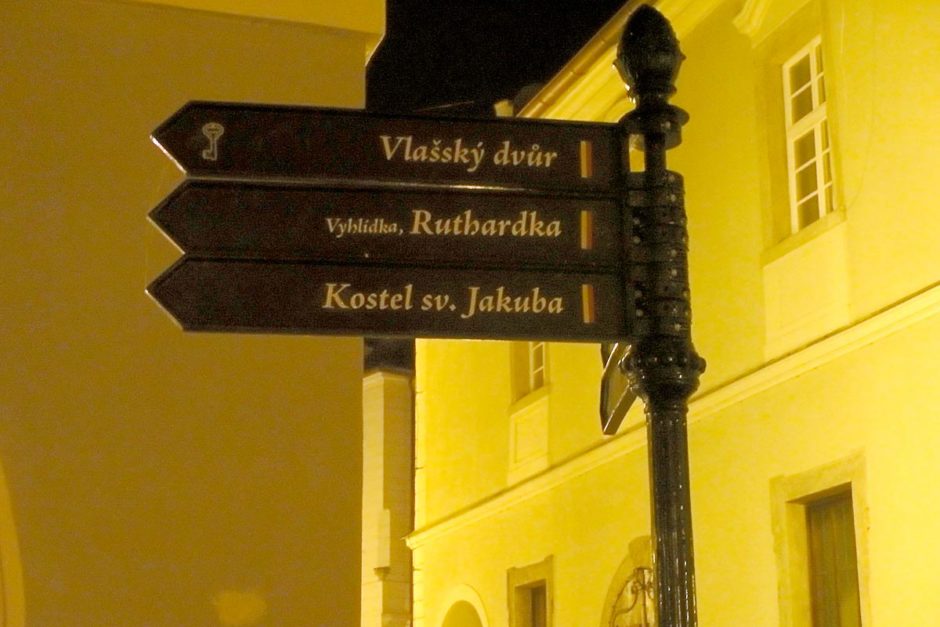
xmin=147 ymin=259 xmax=629 ymax=341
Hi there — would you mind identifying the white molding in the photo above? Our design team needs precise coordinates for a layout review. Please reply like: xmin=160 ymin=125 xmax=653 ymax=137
xmin=436 ymin=584 xmax=490 ymax=627
xmin=694 ymin=281 xmax=939 ymax=419
xmin=407 ymin=283 xmax=940 ymax=549
xmin=733 ymin=0 xmax=771 ymax=38
xmin=732 ymin=0 xmax=815 ymax=45
xmin=655 ymin=0 xmax=726 ymax=37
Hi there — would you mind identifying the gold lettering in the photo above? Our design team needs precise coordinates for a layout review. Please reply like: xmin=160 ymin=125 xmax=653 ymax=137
xmin=323 ymin=283 xmax=351 ymax=309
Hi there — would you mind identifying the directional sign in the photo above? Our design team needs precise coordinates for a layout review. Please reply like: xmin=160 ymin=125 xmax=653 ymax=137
xmin=147 ymin=259 xmax=629 ymax=342
xmin=599 ymin=342 xmax=637 ymax=435
xmin=151 ymin=180 xmax=623 ymax=270
xmin=152 ymin=102 xmax=621 ymax=193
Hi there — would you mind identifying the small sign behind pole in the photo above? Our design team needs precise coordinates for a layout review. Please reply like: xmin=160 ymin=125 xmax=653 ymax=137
xmin=600 ymin=342 xmax=637 ymax=434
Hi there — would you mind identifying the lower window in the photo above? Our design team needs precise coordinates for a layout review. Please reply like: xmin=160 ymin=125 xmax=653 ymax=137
xmin=806 ymin=490 xmax=862 ymax=626
xmin=770 ymin=454 xmax=869 ymax=626
xmin=508 ymin=556 xmax=553 ymax=627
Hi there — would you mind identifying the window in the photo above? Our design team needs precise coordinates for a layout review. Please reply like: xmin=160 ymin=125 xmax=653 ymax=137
xmin=742 ymin=0 xmax=852 ymax=359
xmin=508 ymin=557 xmax=553 ymax=627
xmin=783 ymin=36 xmax=834 ymax=234
xmin=511 ymin=341 xmax=547 ymax=401
xmin=770 ymin=455 xmax=869 ymax=626
xmin=508 ymin=341 xmax=549 ymax=483
xmin=806 ymin=491 xmax=862 ymax=626
xmin=524 ymin=583 xmax=548 ymax=627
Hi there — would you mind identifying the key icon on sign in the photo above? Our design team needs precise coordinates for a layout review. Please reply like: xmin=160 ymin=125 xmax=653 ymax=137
xmin=201 ymin=122 xmax=224 ymax=161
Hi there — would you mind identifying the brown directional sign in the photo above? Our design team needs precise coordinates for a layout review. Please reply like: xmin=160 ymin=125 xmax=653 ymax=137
xmin=152 ymin=102 xmax=621 ymax=193
xmin=150 ymin=180 xmax=623 ymax=270
xmin=147 ymin=259 xmax=629 ymax=342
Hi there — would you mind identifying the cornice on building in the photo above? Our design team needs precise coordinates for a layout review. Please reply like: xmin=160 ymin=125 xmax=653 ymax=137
xmin=519 ymin=0 xmax=727 ymax=122
xmin=99 ymin=0 xmax=386 ymax=59
xmin=407 ymin=282 xmax=940 ymax=549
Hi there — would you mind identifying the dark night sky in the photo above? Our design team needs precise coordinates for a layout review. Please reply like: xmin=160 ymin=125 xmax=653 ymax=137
xmin=367 ymin=0 xmax=626 ymax=116
xmin=363 ymin=1 xmax=625 ymax=369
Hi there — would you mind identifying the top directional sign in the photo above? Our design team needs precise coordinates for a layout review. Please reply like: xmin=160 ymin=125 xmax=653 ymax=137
xmin=152 ymin=102 xmax=622 ymax=193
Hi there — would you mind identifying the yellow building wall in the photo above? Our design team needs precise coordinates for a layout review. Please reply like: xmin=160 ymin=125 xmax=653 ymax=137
xmin=412 ymin=0 xmax=940 ymax=625
xmin=116 ymin=0 xmax=385 ymax=55
xmin=0 ymin=0 xmax=382 ymax=624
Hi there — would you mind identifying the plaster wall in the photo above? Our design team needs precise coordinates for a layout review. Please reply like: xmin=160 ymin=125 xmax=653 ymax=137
xmin=0 ymin=1 xmax=380 ymax=624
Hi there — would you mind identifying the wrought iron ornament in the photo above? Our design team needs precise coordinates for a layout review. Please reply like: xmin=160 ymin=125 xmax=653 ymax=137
xmin=619 ymin=6 xmax=706 ymax=627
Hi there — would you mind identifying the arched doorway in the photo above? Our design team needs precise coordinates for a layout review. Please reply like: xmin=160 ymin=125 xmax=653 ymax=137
xmin=600 ymin=536 xmax=655 ymax=627
xmin=441 ymin=600 xmax=484 ymax=627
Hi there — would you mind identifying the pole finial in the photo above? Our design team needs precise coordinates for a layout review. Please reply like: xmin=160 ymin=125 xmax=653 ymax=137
xmin=618 ymin=5 xmax=684 ymax=103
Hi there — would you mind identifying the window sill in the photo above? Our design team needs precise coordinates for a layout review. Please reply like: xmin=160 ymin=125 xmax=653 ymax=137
xmin=509 ymin=384 xmax=551 ymax=415
xmin=761 ymin=209 xmax=850 ymax=359
xmin=762 ymin=208 xmax=845 ymax=265
xmin=507 ymin=388 xmax=550 ymax=485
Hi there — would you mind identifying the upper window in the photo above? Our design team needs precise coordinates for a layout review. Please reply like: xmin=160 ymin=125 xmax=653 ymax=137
xmin=783 ymin=36 xmax=834 ymax=234
xmin=511 ymin=341 xmax=547 ymax=401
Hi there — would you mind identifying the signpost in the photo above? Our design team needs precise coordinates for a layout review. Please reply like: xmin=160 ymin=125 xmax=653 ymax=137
xmin=146 ymin=6 xmax=703 ymax=625
xmin=148 ymin=103 xmax=631 ymax=342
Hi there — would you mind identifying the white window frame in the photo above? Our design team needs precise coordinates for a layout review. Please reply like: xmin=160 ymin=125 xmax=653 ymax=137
xmin=783 ymin=35 xmax=834 ymax=234
xmin=508 ymin=341 xmax=549 ymax=484
xmin=527 ymin=341 xmax=546 ymax=393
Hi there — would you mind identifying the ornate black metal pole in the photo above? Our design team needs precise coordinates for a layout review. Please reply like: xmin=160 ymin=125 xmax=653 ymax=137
xmin=619 ymin=7 xmax=705 ymax=627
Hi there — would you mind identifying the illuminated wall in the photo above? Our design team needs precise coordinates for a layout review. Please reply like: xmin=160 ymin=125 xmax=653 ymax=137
xmin=0 ymin=0 xmax=382 ymax=624
xmin=411 ymin=0 xmax=940 ymax=625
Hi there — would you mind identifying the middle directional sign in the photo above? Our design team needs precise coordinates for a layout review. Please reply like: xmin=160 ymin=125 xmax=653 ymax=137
xmin=151 ymin=181 xmax=622 ymax=270
xmin=147 ymin=100 xmax=633 ymax=342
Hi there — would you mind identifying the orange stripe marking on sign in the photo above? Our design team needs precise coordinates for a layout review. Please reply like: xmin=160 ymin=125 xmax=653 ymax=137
xmin=580 ymin=210 xmax=594 ymax=250
xmin=580 ymin=140 xmax=594 ymax=178
xmin=581 ymin=283 xmax=596 ymax=324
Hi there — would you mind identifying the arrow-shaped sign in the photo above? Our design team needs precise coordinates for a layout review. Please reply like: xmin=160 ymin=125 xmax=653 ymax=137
xmin=152 ymin=102 xmax=622 ymax=193
xmin=147 ymin=259 xmax=629 ymax=342
xmin=150 ymin=180 xmax=624 ymax=270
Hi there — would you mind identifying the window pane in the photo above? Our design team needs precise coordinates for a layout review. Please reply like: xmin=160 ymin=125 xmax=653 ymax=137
xmin=789 ymin=55 xmax=812 ymax=92
xmin=795 ymin=131 xmax=816 ymax=167
xmin=530 ymin=342 xmax=545 ymax=390
xmin=530 ymin=584 xmax=547 ymax=627
xmin=817 ymin=75 xmax=827 ymax=104
xmin=798 ymin=195 xmax=820 ymax=229
xmin=791 ymin=87 xmax=815 ymax=122
xmin=807 ymin=492 xmax=862 ymax=627
xmin=531 ymin=369 xmax=545 ymax=390
xmin=796 ymin=160 xmax=819 ymax=199
xmin=511 ymin=342 xmax=532 ymax=401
